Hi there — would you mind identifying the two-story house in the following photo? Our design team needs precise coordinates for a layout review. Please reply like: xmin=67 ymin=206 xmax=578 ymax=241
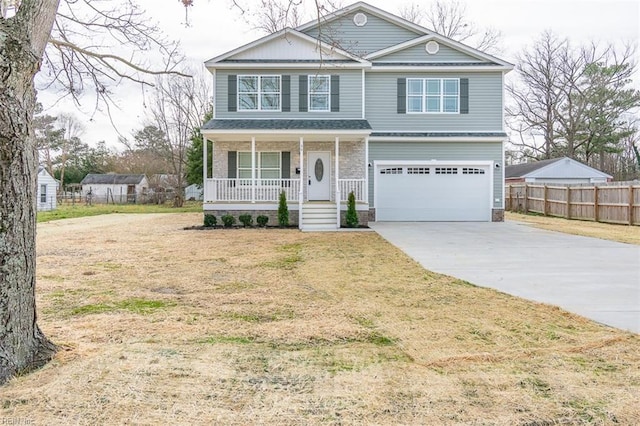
xmin=201 ymin=2 xmax=512 ymax=230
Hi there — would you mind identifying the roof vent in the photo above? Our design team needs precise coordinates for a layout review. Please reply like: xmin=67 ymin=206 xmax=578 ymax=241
xmin=425 ymin=40 xmax=440 ymax=55
xmin=353 ymin=12 xmax=367 ymax=27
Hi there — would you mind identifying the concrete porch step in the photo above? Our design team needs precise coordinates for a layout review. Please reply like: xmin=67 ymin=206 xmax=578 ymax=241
xmin=301 ymin=202 xmax=338 ymax=231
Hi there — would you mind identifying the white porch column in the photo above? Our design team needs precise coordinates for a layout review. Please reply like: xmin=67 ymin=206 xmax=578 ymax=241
xmin=299 ymin=137 xmax=304 ymax=230
xmin=335 ymin=136 xmax=340 ymax=228
xmin=364 ymin=136 xmax=369 ymax=205
xmin=203 ymin=135 xmax=207 ymax=200
xmin=251 ymin=136 xmax=256 ymax=203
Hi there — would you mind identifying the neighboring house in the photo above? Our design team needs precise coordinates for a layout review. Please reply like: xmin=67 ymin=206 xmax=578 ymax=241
xmin=37 ymin=166 xmax=58 ymax=211
xmin=201 ymin=2 xmax=513 ymax=229
xmin=185 ymin=184 xmax=204 ymax=201
xmin=80 ymin=174 xmax=149 ymax=203
xmin=505 ymin=157 xmax=613 ymax=185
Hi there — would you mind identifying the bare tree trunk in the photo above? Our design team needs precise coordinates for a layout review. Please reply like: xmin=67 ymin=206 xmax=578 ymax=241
xmin=0 ymin=1 xmax=59 ymax=384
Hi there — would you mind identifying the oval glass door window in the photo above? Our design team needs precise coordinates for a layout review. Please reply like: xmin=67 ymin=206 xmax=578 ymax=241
xmin=315 ymin=158 xmax=324 ymax=181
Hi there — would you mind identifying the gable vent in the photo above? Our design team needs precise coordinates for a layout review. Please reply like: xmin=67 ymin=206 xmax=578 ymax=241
xmin=425 ymin=40 xmax=440 ymax=54
xmin=353 ymin=12 xmax=367 ymax=27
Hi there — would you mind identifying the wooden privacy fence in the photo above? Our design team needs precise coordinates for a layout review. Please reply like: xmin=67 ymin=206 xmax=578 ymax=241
xmin=506 ymin=183 xmax=640 ymax=226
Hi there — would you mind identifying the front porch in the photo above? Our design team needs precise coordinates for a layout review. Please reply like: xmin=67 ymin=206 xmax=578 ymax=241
xmin=201 ymin=123 xmax=372 ymax=230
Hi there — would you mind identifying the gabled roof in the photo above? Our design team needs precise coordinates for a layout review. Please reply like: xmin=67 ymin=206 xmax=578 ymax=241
xmin=296 ymin=1 xmax=429 ymax=36
xmin=81 ymin=174 xmax=147 ymax=185
xmin=505 ymin=157 xmax=612 ymax=179
xmin=205 ymin=27 xmax=370 ymax=67
xmin=365 ymin=34 xmax=513 ymax=69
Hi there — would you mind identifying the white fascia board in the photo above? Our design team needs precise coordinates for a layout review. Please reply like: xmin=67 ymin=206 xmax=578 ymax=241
xmin=210 ymin=62 xmax=370 ymax=70
xmin=205 ymin=28 xmax=369 ymax=66
xmin=368 ymin=65 xmax=513 ymax=72
xmin=369 ymin=136 xmax=506 ymax=143
xmin=296 ymin=1 xmax=429 ymax=35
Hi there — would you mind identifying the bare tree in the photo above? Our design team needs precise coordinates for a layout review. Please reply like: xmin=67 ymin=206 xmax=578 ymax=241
xmin=248 ymin=0 xmax=304 ymax=34
xmin=508 ymin=31 xmax=640 ymax=172
xmin=506 ymin=31 xmax=568 ymax=160
xmin=148 ymin=68 xmax=212 ymax=207
xmin=54 ymin=113 xmax=85 ymax=194
xmin=398 ymin=0 xmax=502 ymax=54
xmin=0 ymin=0 xmax=189 ymax=384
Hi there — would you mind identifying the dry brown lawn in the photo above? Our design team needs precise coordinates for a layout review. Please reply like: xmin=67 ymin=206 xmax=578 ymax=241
xmin=506 ymin=211 xmax=640 ymax=245
xmin=1 ymin=213 xmax=638 ymax=425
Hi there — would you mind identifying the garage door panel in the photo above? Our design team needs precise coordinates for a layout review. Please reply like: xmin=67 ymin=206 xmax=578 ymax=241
xmin=376 ymin=164 xmax=491 ymax=221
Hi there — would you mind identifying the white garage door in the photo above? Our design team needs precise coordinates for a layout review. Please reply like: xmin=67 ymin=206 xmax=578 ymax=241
xmin=376 ymin=163 xmax=492 ymax=221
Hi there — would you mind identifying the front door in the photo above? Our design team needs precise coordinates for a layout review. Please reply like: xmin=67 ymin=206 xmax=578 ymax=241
xmin=307 ymin=152 xmax=331 ymax=201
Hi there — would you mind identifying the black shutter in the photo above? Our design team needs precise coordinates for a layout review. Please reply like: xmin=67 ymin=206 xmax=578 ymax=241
xmin=397 ymin=78 xmax=406 ymax=114
xmin=460 ymin=78 xmax=469 ymax=114
xmin=228 ymin=151 xmax=237 ymax=179
xmin=228 ymin=75 xmax=237 ymax=112
xmin=281 ymin=152 xmax=290 ymax=180
xmin=299 ymin=75 xmax=308 ymax=112
xmin=331 ymin=75 xmax=340 ymax=112
xmin=282 ymin=75 xmax=291 ymax=112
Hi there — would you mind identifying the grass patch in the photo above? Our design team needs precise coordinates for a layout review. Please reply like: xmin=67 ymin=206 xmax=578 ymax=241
xmin=198 ymin=336 xmax=256 ymax=345
xmin=37 ymin=202 xmax=202 ymax=223
xmin=506 ymin=211 xmax=640 ymax=245
xmin=70 ymin=298 xmax=174 ymax=316
xmin=12 ymin=212 xmax=639 ymax=424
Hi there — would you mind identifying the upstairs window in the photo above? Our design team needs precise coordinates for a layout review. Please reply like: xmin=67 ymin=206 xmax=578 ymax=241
xmin=407 ymin=78 xmax=459 ymax=113
xmin=238 ymin=75 xmax=281 ymax=111
xmin=309 ymin=75 xmax=330 ymax=111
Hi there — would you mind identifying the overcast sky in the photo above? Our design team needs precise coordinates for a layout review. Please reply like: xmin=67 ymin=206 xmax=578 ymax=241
xmin=37 ymin=0 xmax=640 ymax=149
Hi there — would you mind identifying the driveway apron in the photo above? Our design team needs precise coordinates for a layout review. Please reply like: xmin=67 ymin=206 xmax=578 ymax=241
xmin=370 ymin=221 xmax=640 ymax=333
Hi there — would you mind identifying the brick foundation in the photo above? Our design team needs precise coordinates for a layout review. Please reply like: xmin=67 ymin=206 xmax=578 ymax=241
xmin=492 ymin=209 xmax=504 ymax=222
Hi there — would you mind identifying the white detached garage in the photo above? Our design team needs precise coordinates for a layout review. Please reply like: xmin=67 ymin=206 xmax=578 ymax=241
xmin=374 ymin=161 xmax=493 ymax=221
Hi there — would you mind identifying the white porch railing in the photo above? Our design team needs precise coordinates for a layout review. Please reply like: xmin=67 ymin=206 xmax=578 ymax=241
xmin=338 ymin=179 xmax=366 ymax=202
xmin=205 ymin=178 xmax=300 ymax=202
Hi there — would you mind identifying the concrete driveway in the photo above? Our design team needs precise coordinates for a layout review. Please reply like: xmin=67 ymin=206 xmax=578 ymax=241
xmin=370 ymin=221 xmax=640 ymax=333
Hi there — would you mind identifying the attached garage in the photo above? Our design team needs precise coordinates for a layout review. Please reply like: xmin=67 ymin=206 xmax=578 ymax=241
xmin=374 ymin=161 xmax=493 ymax=221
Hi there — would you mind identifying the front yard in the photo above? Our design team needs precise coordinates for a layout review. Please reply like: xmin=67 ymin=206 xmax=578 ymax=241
xmin=2 ymin=213 xmax=638 ymax=424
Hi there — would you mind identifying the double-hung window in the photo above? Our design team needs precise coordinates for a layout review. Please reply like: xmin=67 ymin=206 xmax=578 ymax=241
xmin=238 ymin=75 xmax=281 ymax=111
xmin=237 ymin=152 xmax=281 ymax=181
xmin=308 ymin=75 xmax=330 ymax=111
xmin=407 ymin=78 xmax=459 ymax=113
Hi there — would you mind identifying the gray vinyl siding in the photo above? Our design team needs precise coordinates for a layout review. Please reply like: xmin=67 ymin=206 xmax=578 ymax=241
xmin=303 ymin=13 xmax=421 ymax=56
xmin=368 ymin=141 xmax=503 ymax=209
xmin=366 ymin=72 xmax=503 ymax=131
xmin=374 ymin=43 xmax=482 ymax=63
xmin=216 ymin=69 xmax=362 ymax=119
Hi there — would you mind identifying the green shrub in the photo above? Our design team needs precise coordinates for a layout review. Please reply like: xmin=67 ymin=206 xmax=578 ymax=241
xmin=345 ymin=191 xmax=359 ymax=228
xmin=238 ymin=214 xmax=253 ymax=227
xmin=256 ymin=215 xmax=269 ymax=227
xmin=278 ymin=191 xmax=289 ymax=227
xmin=221 ymin=214 xmax=236 ymax=227
xmin=204 ymin=214 xmax=217 ymax=227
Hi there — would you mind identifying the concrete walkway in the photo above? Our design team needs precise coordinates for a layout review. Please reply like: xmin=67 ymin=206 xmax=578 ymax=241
xmin=370 ymin=221 xmax=640 ymax=333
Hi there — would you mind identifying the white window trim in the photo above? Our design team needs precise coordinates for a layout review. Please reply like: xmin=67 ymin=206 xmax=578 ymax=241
xmin=237 ymin=75 xmax=282 ymax=112
xmin=40 ymin=184 xmax=47 ymax=203
xmin=406 ymin=78 xmax=460 ymax=114
xmin=308 ymin=75 xmax=331 ymax=112
xmin=237 ymin=151 xmax=282 ymax=181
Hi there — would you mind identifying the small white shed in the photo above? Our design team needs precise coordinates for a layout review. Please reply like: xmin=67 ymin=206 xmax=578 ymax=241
xmin=37 ymin=166 xmax=58 ymax=211
xmin=80 ymin=174 xmax=149 ymax=203
xmin=185 ymin=184 xmax=203 ymax=201
xmin=505 ymin=157 xmax=613 ymax=185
